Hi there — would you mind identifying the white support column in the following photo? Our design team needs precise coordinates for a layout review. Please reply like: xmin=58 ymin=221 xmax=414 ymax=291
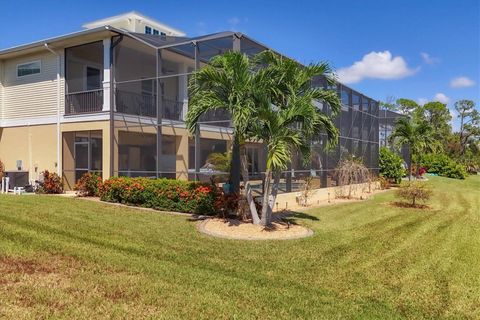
xmin=102 ymin=38 xmax=111 ymax=112
xmin=178 ymin=64 xmax=189 ymax=121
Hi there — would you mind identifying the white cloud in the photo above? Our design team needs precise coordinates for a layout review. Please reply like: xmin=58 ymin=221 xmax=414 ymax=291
xmin=450 ymin=76 xmax=475 ymax=88
xmin=420 ymin=52 xmax=440 ymax=65
xmin=449 ymin=108 xmax=457 ymax=120
xmin=434 ymin=93 xmax=450 ymax=104
xmin=418 ymin=98 xmax=428 ymax=106
xmin=337 ymin=51 xmax=418 ymax=84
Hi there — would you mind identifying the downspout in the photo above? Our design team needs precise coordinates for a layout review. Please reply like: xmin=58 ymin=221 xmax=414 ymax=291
xmin=44 ymin=43 xmax=61 ymax=176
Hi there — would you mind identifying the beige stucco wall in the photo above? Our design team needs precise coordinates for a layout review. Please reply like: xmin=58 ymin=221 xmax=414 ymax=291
xmin=0 ymin=117 xmax=237 ymax=187
xmin=274 ymin=181 xmax=381 ymax=212
xmin=0 ymin=124 xmax=57 ymax=182
xmin=0 ymin=121 xmax=110 ymax=187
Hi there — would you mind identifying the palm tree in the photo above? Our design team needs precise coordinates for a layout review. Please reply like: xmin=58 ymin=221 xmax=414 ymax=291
xmin=389 ymin=117 xmax=438 ymax=180
xmin=186 ymin=51 xmax=261 ymax=224
xmin=187 ymin=50 xmax=340 ymax=226
xmin=250 ymin=51 xmax=341 ymax=226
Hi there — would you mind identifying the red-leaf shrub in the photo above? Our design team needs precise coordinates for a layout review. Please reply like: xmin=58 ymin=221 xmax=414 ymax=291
xmin=74 ymin=172 xmax=102 ymax=197
xmin=214 ymin=192 xmax=240 ymax=217
xmin=98 ymin=177 xmax=219 ymax=215
xmin=0 ymin=159 xmax=4 ymax=180
xmin=37 ymin=170 xmax=63 ymax=194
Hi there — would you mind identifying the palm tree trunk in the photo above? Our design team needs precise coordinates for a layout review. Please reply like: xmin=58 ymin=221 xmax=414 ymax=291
xmin=260 ymin=170 xmax=272 ymax=226
xmin=260 ymin=170 xmax=280 ymax=226
xmin=239 ymin=143 xmax=260 ymax=224
xmin=408 ymin=152 xmax=412 ymax=181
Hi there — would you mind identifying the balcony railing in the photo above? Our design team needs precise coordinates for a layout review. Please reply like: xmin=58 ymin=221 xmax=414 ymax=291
xmin=115 ymin=90 xmax=184 ymax=121
xmin=65 ymin=89 xmax=103 ymax=115
xmin=199 ymin=109 xmax=232 ymax=127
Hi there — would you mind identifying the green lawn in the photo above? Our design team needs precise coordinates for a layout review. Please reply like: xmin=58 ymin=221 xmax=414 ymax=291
xmin=0 ymin=176 xmax=479 ymax=319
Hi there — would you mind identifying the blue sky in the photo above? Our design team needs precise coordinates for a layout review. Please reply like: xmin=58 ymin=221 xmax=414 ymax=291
xmin=1 ymin=0 xmax=478 ymax=127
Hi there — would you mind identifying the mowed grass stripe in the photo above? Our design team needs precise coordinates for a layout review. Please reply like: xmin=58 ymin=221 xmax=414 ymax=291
xmin=0 ymin=176 xmax=478 ymax=319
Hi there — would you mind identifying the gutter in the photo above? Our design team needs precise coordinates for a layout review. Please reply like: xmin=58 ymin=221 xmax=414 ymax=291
xmin=44 ymin=43 xmax=61 ymax=177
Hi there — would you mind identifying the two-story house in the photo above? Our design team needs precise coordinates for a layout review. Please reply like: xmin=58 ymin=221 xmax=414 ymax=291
xmin=0 ymin=11 xmax=379 ymax=192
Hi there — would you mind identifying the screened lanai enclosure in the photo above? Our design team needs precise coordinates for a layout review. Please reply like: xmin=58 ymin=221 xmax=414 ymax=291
xmin=91 ymin=31 xmax=379 ymax=194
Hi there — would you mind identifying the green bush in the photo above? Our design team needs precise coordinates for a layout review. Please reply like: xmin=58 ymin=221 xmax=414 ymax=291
xmin=98 ymin=177 xmax=219 ymax=215
xmin=420 ymin=153 xmax=451 ymax=174
xmin=441 ymin=162 xmax=467 ymax=180
xmin=74 ymin=172 xmax=102 ymax=197
xmin=379 ymin=147 xmax=406 ymax=184
xmin=420 ymin=153 xmax=467 ymax=179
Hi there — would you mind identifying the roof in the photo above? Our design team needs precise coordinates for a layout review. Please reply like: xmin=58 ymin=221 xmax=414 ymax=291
xmin=82 ymin=11 xmax=185 ymax=37
xmin=0 ymin=24 xmax=379 ymax=103
xmin=0 ymin=26 xmax=125 ymax=59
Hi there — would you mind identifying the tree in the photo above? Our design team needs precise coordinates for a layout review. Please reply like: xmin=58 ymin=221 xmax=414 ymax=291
xmin=389 ymin=118 xmax=439 ymax=180
xmin=454 ymin=100 xmax=480 ymax=157
xmin=380 ymin=95 xmax=398 ymax=111
xmin=187 ymin=50 xmax=340 ymax=226
xmin=396 ymin=98 xmax=420 ymax=116
xmin=186 ymin=51 xmax=262 ymax=224
xmin=414 ymin=101 xmax=452 ymax=144
xmin=250 ymin=51 xmax=340 ymax=226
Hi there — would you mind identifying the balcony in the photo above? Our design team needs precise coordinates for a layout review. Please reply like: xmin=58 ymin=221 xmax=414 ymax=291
xmin=115 ymin=90 xmax=184 ymax=121
xmin=65 ymin=89 xmax=103 ymax=115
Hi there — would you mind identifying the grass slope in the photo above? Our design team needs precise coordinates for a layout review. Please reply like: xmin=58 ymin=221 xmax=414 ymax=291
xmin=0 ymin=176 xmax=479 ymax=319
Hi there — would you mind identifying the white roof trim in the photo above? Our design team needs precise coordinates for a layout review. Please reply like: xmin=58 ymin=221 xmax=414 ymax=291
xmin=82 ymin=11 xmax=186 ymax=36
xmin=0 ymin=26 xmax=125 ymax=58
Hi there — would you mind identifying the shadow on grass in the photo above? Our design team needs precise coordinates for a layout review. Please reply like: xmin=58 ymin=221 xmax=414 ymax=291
xmin=285 ymin=211 xmax=320 ymax=221
xmin=389 ymin=201 xmax=431 ymax=210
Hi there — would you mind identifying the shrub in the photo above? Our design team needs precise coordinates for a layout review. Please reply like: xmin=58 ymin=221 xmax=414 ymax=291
xmin=335 ymin=158 xmax=370 ymax=199
xmin=214 ymin=192 xmax=239 ymax=218
xmin=441 ymin=162 xmax=467 ymax=180
xmin=74 ymin=172 xmax=102 ymax=197
xmin=378 ymin=176 xmax=391 ymax=190
xmin=420 ymin=153 xmax=451 ymax=174
xmin=420 ymin=153 xmax=467 ymax=179
xmin=0 ymin=159 xmax=4 ymax=180
xmin=98 ymin=177 xmax=219 ymax=215
xmin=206 ymin=152 xmax=231 ymax=172
xmin=37 ymin=170 xmax=63 ymax=194
xmin=379 ymin=147 xmax=406 ymax=184
xmin=395 ymin=181 xmax=432 ymax=207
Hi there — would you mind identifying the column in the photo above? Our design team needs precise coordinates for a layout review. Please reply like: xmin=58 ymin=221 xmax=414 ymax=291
xmin=176 ymin=133 xmax=189 ymax=180
xmin=178 ymin=64 xmax=189 ymax=121
xmin=102 ymin=38 xmax=111 ymax=112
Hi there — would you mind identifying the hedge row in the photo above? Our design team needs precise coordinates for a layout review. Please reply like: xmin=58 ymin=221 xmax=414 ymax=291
xmin=98 ymin=177 xmax=219 ymax=215
xmin=420 ymin=154 xmax=467 ymax=179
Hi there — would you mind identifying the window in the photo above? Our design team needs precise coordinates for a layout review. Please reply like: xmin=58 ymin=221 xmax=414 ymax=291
xmin=17 ymin=60 xmax=41 ymax=77
xmin=145 ymin=26 xmax=152 ymax=34
xmin=153 ymin=29 xmax=159 ymax=35
xmin=160 ymin=31 xmax=166 ymax=36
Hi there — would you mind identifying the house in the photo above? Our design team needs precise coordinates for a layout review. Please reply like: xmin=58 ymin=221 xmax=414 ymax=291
xmin=0 ymin=11 xmax=379 ymax=192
